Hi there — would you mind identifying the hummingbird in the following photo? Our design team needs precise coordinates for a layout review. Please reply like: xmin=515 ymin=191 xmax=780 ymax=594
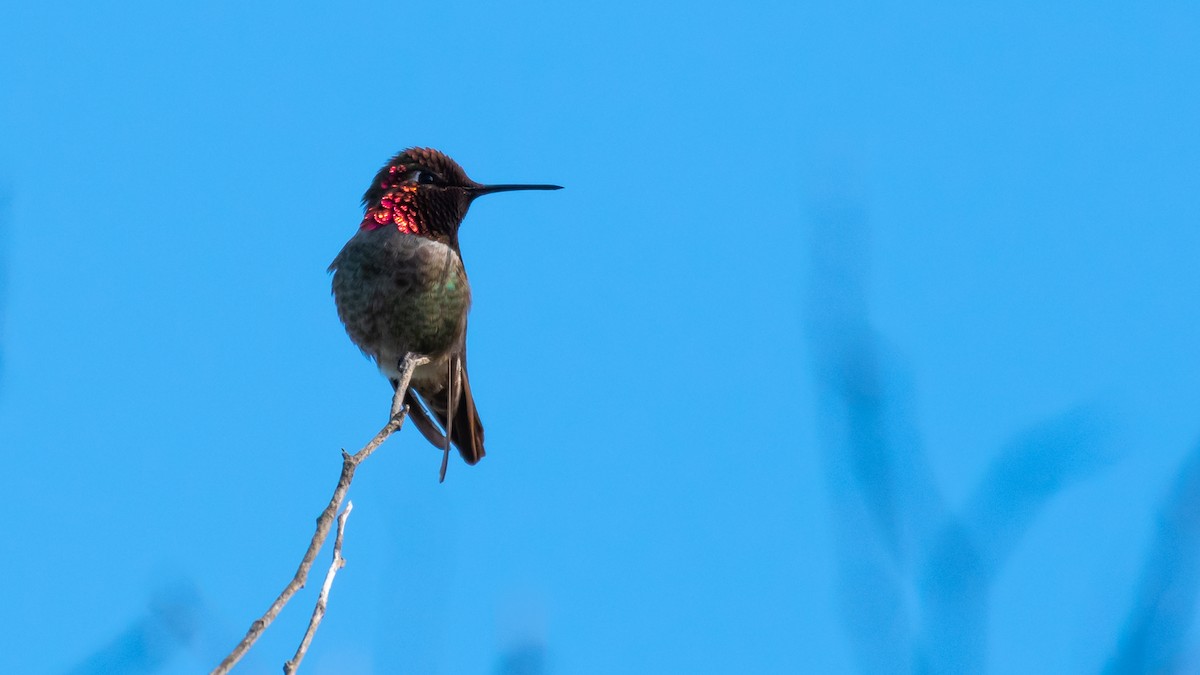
xmin=329 ymin=147 xmax=561 ymax=480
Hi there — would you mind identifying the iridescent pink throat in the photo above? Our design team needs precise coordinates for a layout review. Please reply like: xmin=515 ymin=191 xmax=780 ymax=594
xmin=360 ymin=184 xmax=427 ymax=234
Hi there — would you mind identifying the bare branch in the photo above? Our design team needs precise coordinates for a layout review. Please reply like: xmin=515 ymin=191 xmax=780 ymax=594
xmin=284 ymin=500 xmax=354 ymax=674
xmin=211 ymin=353 xmax=430 ymax=675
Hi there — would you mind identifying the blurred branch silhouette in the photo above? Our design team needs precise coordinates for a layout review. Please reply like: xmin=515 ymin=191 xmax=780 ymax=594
xmin=1105 ymin=441 xmax=1200 ymax=674
xmin=67 ymin=584 xmax=202 ymax=675
xmin=917 ymin=409 xmax=1108 ymax=673
xmin=805 ymin=194 xmax=1109 ymax=673
xmin=212 ymin=353 xmax=429 ymax=675
xmin=495 ymin=641 xmax=547 ymax=675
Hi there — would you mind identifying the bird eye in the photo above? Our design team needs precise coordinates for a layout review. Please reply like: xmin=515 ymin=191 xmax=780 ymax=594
xmin=405 ymin=169 xmax=438 ymax=185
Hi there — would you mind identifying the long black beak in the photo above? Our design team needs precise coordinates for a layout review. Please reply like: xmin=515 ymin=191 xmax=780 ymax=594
xmin=468 ymin=183 xmax=563 ymax=197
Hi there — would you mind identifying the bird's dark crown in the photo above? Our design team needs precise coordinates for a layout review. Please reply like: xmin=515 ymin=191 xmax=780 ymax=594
xmin=356 ymin=147 xmax=561 ymax=245
xmin=361 ymin=147 xmax=474 ymax=208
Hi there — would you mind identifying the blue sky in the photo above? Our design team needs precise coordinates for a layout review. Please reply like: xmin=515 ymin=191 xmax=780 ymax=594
xmin=2 ymin=2 xmax=1199 ymax=673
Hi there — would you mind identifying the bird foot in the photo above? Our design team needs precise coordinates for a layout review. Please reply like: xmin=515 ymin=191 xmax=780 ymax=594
xmin=389 ymin=353 xmax=430 ymax=420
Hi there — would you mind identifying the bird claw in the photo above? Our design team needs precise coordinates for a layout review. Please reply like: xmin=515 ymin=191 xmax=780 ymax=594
xmin=389 ymin=402 xmax=408 ymax=421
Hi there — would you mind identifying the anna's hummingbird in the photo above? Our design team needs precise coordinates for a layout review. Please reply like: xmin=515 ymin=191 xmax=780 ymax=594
xmin=329 ymin=147 xmax=560 ymax=479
